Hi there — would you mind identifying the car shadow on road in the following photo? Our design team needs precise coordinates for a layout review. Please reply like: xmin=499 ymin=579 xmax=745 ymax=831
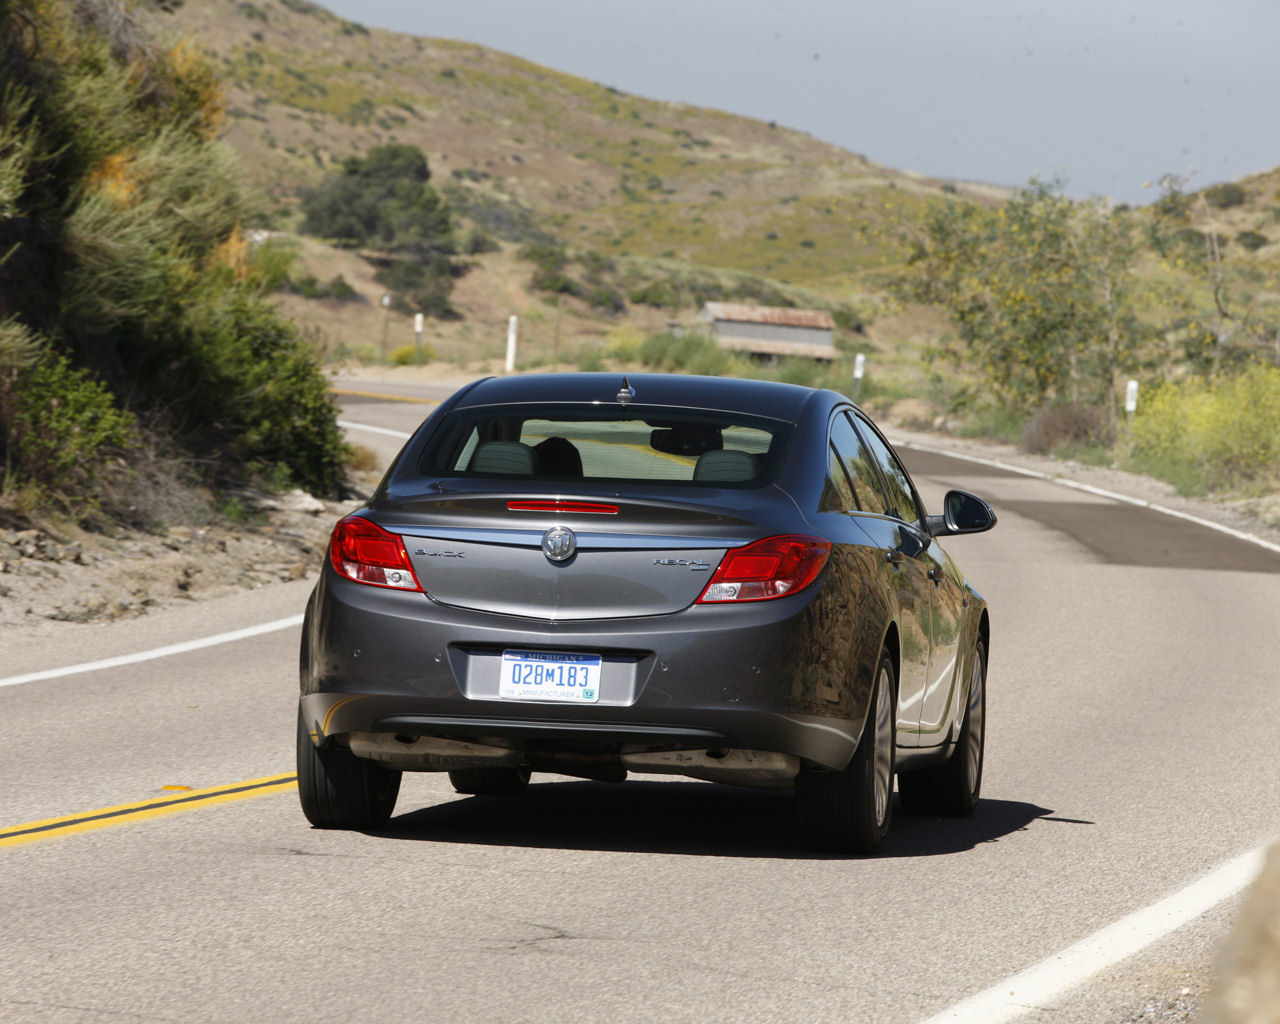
xmin=370 ymin=779 xmax=1077 ymax=859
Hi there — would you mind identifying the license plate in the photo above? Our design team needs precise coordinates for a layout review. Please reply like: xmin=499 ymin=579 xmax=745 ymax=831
xmin=499 ymin=650 xmax=602 ymax=703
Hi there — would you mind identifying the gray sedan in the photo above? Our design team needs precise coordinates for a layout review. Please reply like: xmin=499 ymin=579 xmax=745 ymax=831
xmin=298 ymin=372 xmax=995 ymax=854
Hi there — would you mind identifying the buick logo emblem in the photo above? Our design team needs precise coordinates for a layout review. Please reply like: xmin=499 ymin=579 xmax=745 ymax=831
xmin=541 ymin=525 xmax=576 ymax=562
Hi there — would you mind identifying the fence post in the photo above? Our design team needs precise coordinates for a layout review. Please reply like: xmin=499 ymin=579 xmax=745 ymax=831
xmin=505 ymin=315 xmax=519 ymax=373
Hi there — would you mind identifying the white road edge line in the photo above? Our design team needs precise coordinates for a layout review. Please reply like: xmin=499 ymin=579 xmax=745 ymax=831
xmin=918 ymin=846 xmax=1266 ymax=1024
xmin=0 ymin=419 xmax=405 ymax=691
xmin=897 ymin=440 xmax=1280 ymax=556
xmin=0 ymin=615 xmax=304 ymax=689
xmin=337 ymin=419 xmax=413 ymax=439
xmin=899 ymin=440 xmax=1275 ymax=1022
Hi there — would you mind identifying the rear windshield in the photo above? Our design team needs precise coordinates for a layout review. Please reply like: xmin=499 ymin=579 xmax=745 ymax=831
xmin=417 ymin=403 xmax=792 ymax=487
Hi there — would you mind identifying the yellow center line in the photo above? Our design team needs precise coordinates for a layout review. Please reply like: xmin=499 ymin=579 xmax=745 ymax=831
xmin=0 ymin=772 xmax=298 ymax=850
xmin=331 ymin=387 xmax=439 ymax=405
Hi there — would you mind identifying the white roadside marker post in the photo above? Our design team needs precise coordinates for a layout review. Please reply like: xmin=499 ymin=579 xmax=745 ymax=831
xmin=853 ymin=352 xmax=866 ymax=402
xmin=1125 ymin=378 xmax=1139 ymax=429
xmin=506 ymin=315 xmax=518 ymax=374
xmin=413 ymin=312 xmax=424 ymax=363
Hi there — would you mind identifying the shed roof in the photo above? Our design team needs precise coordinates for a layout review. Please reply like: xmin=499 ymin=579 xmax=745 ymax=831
xmin=700 ymin=302 xmax=835 ymax=330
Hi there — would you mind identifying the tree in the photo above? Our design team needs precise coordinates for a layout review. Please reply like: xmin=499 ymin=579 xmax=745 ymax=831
xmin=900 ymin=181 xmax=1150 ymax=424
xmin=301 ymin=144 xmax=456 ymax=316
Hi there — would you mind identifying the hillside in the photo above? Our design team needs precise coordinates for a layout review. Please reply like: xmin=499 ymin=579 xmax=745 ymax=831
xmin=150 ymin=1 xmax=1280 ymax=403
xmin=162 ymin=0 xmax=993 ymax=287
xmin=122 ymin=0 xmax=988 ymax=369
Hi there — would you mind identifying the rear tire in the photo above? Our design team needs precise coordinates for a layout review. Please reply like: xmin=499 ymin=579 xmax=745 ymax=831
xmin=798 ymin=649 xmax=896 ymax=855
xmin=898 ymin=638 xmax=986 ymax=817
xmin=296 ymin=710 xmax=401 ymax=829
xmin=448 ymin=767 xmax=532 ymax=795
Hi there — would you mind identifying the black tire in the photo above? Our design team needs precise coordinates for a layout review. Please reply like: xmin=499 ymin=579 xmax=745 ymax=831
xmin=296 ymin=709 xmax=401 ymax=829
xmin=797 ymin=649 xmax=896 ymax=855
xmin=448 ymin=767 xmax=532 ymax=795
xmin=898 ymin=638 xmax=986 ymax=817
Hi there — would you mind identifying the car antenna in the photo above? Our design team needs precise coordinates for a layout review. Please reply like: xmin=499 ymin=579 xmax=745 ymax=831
xmin=615 ymin=376 xmax=635 ymax=406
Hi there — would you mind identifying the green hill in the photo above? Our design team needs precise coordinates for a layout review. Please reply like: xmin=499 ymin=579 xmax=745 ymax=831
xmin=162 ymin=0 xmax=995 ymax=289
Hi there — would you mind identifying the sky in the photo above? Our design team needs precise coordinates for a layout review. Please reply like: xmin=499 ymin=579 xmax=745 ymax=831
xmin=316 ymin=0 xmax=1278 ymax=206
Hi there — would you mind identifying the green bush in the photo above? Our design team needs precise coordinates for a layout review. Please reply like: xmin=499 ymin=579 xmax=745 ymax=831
xmin=460 ymin=226 xmax=499 ymax=255
xmin=1129 ymin=364 xmax=1280 ymax=494
xmin=584 ymin=283 xmax=626 ymax=315
xmin=390 ymin=343 xmax=433 ymax=365
xmin=1235 ymin=230 xmax=1268 ymax=252
xmin=374 ymin=257 xmax=455 ymax=318
xmin=286 ymin=273 xmax=361 ymax=302
xmin=638 ymin=332 xmax=728 ymax=375
xmin=1204 ymin=182 xmax=1247 ymax=209
xmin=3 ymin=351 xmax=137 ymax=504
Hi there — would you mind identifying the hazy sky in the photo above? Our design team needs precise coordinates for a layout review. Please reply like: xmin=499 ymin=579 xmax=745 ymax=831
xmin=317 ymin=1 xmax=1277 ymax=205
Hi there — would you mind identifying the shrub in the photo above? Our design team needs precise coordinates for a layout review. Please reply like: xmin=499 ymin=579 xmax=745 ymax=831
xmin=1235 ymin=230 xmax=1268 ymax=252
xmin=777 ymin=359 xmax=823 ymax=388
xmin=574 ymin=345 xmax=606 ymax=372
xmin=460 ymin=226 xmax=499 ymax=254
xmin=374 ymin=257 xmax=455 ymax=318
xmin=3 ymin=351 xmax=138 ymax=506
xmin=585 ymin=284 xmax=626 ymax=315
xmin=832 ymin=304 xmax=864 ymax=332
xmin=638 ymin=332 xmax=727 ymax=374
xmin=390 ymin=343 xmax=433 ymax=365
xmin=1204 ymin=182 xmax=1246 ymax=209
xmin=285 ymin=273 xmax=361 ymax=302
xmin=1129 ymin=364 xmax=1280 ymax=493
xmin=1020 ymin=403 xmax=1109 ymax=455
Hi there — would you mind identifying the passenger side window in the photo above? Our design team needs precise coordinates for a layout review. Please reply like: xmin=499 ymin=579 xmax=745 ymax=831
xmin=851 ymin=414 xmax=924 ymax=526
xmin=822 ymin=443 xmax=858 ymax=512
xmin=830 ymin=412 xmax=888 ymax=516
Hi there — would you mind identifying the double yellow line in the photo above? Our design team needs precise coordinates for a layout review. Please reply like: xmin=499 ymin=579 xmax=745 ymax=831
xmin=0 ymin=772 xmax=297 ymax=850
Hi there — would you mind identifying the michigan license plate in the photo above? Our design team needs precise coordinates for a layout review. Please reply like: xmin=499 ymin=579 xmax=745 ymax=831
xmin=499 ymin=650 xmax=601 ymax=703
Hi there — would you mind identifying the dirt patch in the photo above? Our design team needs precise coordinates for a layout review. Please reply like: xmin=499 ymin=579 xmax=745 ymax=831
xmin=0 ymin=489 xmax=345 ymax=633
xmin=1203 ymin=844 xmax=1280 ymax=1024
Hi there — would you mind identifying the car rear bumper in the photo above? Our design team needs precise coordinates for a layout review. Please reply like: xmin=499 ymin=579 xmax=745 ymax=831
xmin=300 ymin=567 xmax=879 ymax=771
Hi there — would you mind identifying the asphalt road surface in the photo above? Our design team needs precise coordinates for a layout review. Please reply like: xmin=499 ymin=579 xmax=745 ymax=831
xmin=3 ymin=383 xmax=1278 ymax=1024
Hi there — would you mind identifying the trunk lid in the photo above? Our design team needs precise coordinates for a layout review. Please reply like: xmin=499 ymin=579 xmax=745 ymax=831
xmin=380 ymin=492 xmax=773 ymax=620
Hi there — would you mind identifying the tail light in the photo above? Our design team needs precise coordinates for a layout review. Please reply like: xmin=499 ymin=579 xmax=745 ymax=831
xmin=328 ymin=516 xmax=421 ymax=591
xmin=697 ymin=535 xmax=831 ymax=603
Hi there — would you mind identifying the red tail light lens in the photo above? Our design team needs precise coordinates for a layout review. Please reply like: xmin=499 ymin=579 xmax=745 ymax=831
xmin=697 ymin=535 xmax=831 ymax=603
xmin=507 ymin=500 xmax=619 ymax=515
xmin=328 ymin=516 xmax=421 ymax=591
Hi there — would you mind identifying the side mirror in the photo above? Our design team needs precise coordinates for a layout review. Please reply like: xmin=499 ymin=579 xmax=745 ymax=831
xmin=926 ymin=490 xmax=997 ymax=537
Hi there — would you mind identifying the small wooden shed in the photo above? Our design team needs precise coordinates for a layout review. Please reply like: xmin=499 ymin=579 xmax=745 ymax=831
xmin=698 ymin=302 xmax=837 ymax=360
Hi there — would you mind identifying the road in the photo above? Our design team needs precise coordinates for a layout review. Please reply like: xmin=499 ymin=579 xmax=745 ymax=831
xmin=2 ymin=380 xmax=1278 ymax=1024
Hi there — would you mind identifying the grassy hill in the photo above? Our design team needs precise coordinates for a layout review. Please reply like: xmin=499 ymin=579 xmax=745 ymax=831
xmin=164 ymin=0 xmax=991 ymax=283
xmin=149 ymin=1 xmax=1280 ymax=421
xmin=140 ymin=0 xmax=995 ymax=373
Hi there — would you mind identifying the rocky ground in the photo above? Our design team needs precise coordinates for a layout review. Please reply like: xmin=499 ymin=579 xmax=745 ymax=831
xmin=0 ymin=487 xmax=352 ymax=636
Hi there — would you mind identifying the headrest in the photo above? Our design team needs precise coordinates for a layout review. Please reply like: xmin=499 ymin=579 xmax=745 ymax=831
xmin=692 ymin=449 xmax=758 ymax=483
xmin=468 ymin=441 xmax=535 ymax=475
